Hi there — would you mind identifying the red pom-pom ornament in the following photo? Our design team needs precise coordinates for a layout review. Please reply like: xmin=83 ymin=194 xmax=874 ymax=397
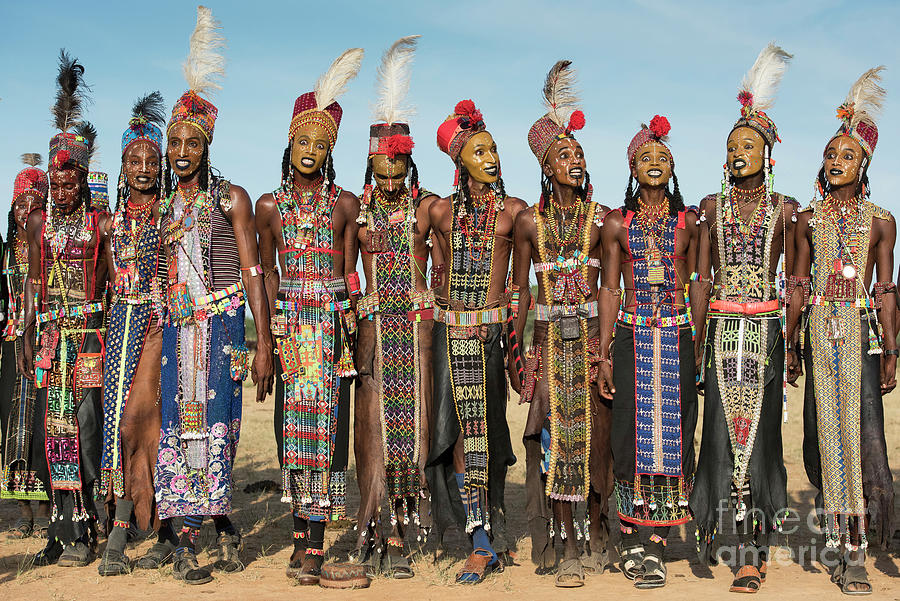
xmin=567 ymin=110 xmax=586 ymax=132
xmin=54 ymin=150 xmax=71 ymax=167
xmin=737 ymin=91 xmax=754 ymax=107
xmin=380 ymin=134 xmax=415 ymax=158
xmin=649 ymin=115 xmax=671 ymax=139
xmin=455 ymin=99 xmax=476 ymax=117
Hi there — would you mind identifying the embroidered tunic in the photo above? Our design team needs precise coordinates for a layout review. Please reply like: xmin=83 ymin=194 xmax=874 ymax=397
xmin=527 ymin=201 xmax=599 ymax=502
xmin=36 ymin=208 xmax=105 ymax=541
xmin=99 ymin=204 xmax=164 ymax=497
xmin=611 ymin=208 xmax=695 ymax=527
xmin=274 ymin=184 xmax=354 ymax=520
xmin=804 ymin=198 xmax=891 ymax=549
xmin=357 ymin=188 xmax=432 ymax=521
xmin=691 ymin=192 xmax=791 ymax=556
xmin=155 ymin=180 xmax=247 ymax=519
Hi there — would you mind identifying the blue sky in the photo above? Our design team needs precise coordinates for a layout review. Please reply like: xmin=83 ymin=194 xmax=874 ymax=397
xmin=2 ymin=0 xmax=900 ymax=259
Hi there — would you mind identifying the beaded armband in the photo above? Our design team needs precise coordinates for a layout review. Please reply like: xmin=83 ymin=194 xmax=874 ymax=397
xmin=509 ymin=285 xmax=521 ymax=317
xmin=241 ymin=264 xmax=263 ymax=276
xmin=785 ymin=275 xmax=811 ymax=307
xmin=689 ymin=272 xmax=702 ymax=282
xmin=430 ymin=264 xmax=445 ymax=290
xmin=872 ymin=281 xmax=897 ymax=309
xmin=347 ymin=271 xmax=361 ymax=297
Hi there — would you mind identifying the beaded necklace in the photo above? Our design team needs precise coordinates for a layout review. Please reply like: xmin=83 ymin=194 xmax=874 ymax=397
xmin=727 ymin=184 xmax=768 ymax=240
xmin=449 ymin=191 xmax=502 ymax=309
xmin=635 ymin=198 xmax=669 ymax=285
xmin=458 ymin=191 xmax=499 ymax=261
xmin=545 ymin=196 xmax=585 ymax=250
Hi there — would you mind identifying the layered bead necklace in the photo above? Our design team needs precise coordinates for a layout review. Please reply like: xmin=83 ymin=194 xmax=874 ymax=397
xmin=728 ymin=183 xmax=768 ymax=240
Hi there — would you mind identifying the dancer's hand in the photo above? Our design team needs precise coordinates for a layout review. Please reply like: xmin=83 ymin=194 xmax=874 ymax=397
xmin=20 ymin=339 xmax=34 ymax=379
xmin=786 ymin=348 xmax=802 ymax=386
xmin=252 ymin=343 xmax=274 ymax=402
xmin=881 ymin=354 xmax=896 ymax=394
xmin=597 ymin=359 xmax=615 ymax=400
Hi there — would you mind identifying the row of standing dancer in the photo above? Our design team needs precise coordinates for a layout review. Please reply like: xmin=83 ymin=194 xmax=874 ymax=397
xmin=1 ymin=8 xmax=895 ymax=596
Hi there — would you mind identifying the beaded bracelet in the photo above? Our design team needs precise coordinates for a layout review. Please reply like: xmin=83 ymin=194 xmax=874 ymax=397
xmin=241 ymin=264 xmax=263 ymax=276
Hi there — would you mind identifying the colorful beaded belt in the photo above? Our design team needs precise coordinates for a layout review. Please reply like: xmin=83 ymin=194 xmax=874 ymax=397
xmin=435 ymin=305 xmax=507 ymax=326
xmin=37 ymin=301 xmax=104 ymax=324
xmin=617 ymin=309 xmax=692 ymax=328
xmin=534 ymin=300 xmax=599 ymax=321
xmin=112 ymin=295 xmax=154 ymax=305
xmin=809 ymin=295 xmax=875 ymax=308
xmin=535 ymin=253 xmax=601 ymax=273
xmin=279 ymin=276 xmax=347 ymax=293
xmin=276 ymin=298 xmax=351 ymax=313
xmin=192 ymin=282 xmax=243 ymax=307
xmin=709 ymin=299 xmax=780 ymax=315
xmin=358 ymin=290 xmax=435 ymax=319
xmin=192 ymin=286 xmax=245 ymax=322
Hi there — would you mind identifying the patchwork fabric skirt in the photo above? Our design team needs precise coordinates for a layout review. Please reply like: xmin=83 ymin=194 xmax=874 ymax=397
xmin=611 ymin=322 xmax=697 ymax=527
xmin=155 ymin=304 xmax=245 ymax=519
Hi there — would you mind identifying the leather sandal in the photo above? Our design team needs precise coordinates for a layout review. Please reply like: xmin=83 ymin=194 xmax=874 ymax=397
xmin=634 ymin=553 xmax=666 ymax=589
xmin=32 ymin=517 xmax=50 ymax=539
xmin=618 ymin=544 xmax=645 ymax=581
xmin=729 ymin=564 xmax=762 ymax=593
xmin=384 ymin=552 xmax=414 ymax=579
xmin=555 ymin=558 xmax=585 ymax=588
xmin=581 ymin=548 xmax=609 ymax=575
xmin=213 ymin=532 xmax=244 ymax=573
xmin=135 ymin=540 xmax=176 ymax=569
xmin=172 ymin=550 xmax=213 ymax=585
xmin=840 ymin=564 xmax=872 ymax=595
xmin=456 ymin=549 xmax=501 ymax=585
xmin=7 ymin=517 xmax=33 ymax=539
xmin=59 ymin=540 xmax=95 ymax=567
xmin=98 ymin=548 xmax=131 ymax=576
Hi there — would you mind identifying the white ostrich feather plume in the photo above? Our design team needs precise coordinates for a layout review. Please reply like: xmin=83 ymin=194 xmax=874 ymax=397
xmin=183 ymin=6 xmax=226 ymax=97
xmin=844 ymin=66 xmax=886 ymax=128
xmin=542 ymin=60 xmax=580 ymax=128
xmin=738 ymin=43 xmax=792 ymax=112
xmin=315 ymin=47 xmax=365 ymax=111
xmin=372 ymin=35 xmax=420 ymax=125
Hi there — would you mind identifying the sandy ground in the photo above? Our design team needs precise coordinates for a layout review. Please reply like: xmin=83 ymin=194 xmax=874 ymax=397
xmin=0 ymin=374 xmax=898 ymax=601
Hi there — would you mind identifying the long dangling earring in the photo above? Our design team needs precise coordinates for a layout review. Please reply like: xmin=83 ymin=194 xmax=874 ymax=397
xmin=764 ymin=145 xmax=772 ymax=204
xmin=721 ymin=163 xmax=728 ymax=198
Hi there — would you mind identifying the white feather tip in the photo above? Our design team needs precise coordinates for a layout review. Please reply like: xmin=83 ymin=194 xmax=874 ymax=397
xmin=845 ymin=66 xmax=887 ymax=128
xmin=542 ymin=59 xmax=580 ymax=128
xmin=183 ymin=5 xmax=226 ymax=97
xmin=315 ymin=47 xmax=365 ymax=111
xmin=372 ymin=35 xmax=420 ymax=125
xmin=738 ymin=42 xmax=792 ymax=112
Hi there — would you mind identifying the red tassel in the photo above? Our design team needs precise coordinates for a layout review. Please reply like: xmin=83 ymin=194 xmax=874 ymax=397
xmin=453 ymin=168 xmax=459 ymax=187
